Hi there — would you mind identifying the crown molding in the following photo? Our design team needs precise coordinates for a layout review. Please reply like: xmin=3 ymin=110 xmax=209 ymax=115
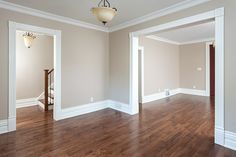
xmin=0 ymin=0 xmax=212 ymax=33
xmin=146 ymin=35 xmax=180 ymax=45
xmin=0 ymin=1 xmax=109 ymax=32
xmin=146 ymin=35 xmax=214 ymax=45
xmin=109 ymin=0 xmax=212 ymax=32
xmin=181 ymin=38 xmax=215 ymax=45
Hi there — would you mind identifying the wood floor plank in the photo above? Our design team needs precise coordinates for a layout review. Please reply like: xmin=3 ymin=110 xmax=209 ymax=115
xmin=0 ymin=94 xmax=236 ymax=157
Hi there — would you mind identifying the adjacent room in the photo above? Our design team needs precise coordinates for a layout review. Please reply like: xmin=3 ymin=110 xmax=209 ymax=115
xmin=0 ymin=0 xmax=236 ymax=156
xmin=138 ymin=21 xmax=215 ymax=103
xmin=136 ymin=21 xmax=216 ymax=152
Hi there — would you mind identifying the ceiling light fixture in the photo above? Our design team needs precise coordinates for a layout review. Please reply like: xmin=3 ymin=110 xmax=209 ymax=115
xmin=91 ymin=0 xmax=117 ymax=25
xmin=23 ymin=32 xmax=36 ymax=48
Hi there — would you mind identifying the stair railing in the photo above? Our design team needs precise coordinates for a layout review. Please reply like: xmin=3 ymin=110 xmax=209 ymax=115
xmin=44 ymin=69 xmax=54 ymax=111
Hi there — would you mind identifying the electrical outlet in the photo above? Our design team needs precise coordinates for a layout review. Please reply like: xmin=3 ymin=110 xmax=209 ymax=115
xmin=90 ymin=97 xmax=94 ymax=102
xmin=158 ymin=88 xmax=161 ymax=92
xmin=193 ymin=86 xmax=196 ymax=89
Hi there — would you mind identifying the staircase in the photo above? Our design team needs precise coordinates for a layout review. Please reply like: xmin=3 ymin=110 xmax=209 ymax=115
xmin=39 ymin=69 xmax=54 ymax=111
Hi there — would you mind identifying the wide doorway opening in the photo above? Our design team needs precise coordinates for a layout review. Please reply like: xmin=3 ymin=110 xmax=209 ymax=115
xmin=130 ymin=8 xmax=224 ymax=146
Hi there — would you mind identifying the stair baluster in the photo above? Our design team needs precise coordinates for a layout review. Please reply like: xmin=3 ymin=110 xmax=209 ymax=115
xmin=44 ymin=69 xmax=54 ymax=111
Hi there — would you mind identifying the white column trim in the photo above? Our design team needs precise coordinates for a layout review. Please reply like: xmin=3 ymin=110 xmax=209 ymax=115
xmin=138 ymin=47 xmax=144 ymax=103
xmin=214 ymin=7 xmax=225 ymax=145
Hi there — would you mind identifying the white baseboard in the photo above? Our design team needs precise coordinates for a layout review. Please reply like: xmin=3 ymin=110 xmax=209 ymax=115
xmin=37 ymin=83 xmax=54 ymax=100
xmin=57 ymin=100 xmax=132 ymax=120
xmin=179 ymin=88 xmax=207 ymax=96
xmin=225 ymin=131 xmax=236 ymax=151
xmin=142 ymin=88 xmax=180 ymax=103
xmin=108 ymin=100 xmax=131 ymax=114
xmin=142 ymin=88 xmax=207 ymax=104
xmin=38 ymin=100 xmax=53 ymax=110
xmin=58 ymin=100 xmax=109 ymax=120
xmin=0 ymin=120 xmax=8 ymax=134
xmin=16 ymin=98 xmax=38 ymax=108
xmin=215 ymin=126 xmax=225 ymax=146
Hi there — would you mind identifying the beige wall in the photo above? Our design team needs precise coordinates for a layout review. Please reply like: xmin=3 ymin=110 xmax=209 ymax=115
xmin=16 ymin=32 xmax=53 ymax=100
xmin=109 ymin=0 xmax=236 ymax=132
xmin=179 ymin=43 xmax=206 ymax=90
xmin=1 ymin=0 xmax=236 ymax=133
xmin=139 ymin=37 xmax=179 ymax=96
xmin=0 ymin=8 xmax=109 ymax=119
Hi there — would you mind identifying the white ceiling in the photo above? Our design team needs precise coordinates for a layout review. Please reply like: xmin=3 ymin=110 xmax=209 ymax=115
xmin=2 ymin=0 xmax=194 ymax=27
xmin=149 ymin=21 xmax=215 ymax=44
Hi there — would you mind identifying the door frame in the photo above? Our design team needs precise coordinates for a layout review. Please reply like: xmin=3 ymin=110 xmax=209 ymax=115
xmin=129 ymin=8 xmax=225 ymax=146
xmin=8 ymin=21 xmax=62 ymax=132
xmin=138 ymin=46 xmax=144 ymax=103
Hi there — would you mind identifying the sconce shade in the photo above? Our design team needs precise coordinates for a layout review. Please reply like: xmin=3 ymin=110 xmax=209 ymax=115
xmin=23 ymin=32 xmax=36 ymax=48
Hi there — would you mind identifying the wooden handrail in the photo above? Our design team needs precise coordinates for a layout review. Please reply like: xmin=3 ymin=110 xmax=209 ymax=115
xmin=44 ymin=70 xmax=49 ymax=111
xmin=44 ymin=68 xmax=54 ymax=111
xmin=48 ymin=69 xmax=54 ymax=74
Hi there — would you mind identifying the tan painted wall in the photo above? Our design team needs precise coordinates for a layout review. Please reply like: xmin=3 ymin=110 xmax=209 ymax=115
xmin=109 ymin=0 xmax=236 ymax=132
xmin=0 ymin=8 xmax=109 ymax=119
xmin=1 ymin=0 xmax=236 ymax=133
xmin=139 ymin=37 xmax=180 ymax=96
xmin=179 ymin=43 xmax=206 ymax=90
xmin=16 ymin=32 xmax=53 ymax=100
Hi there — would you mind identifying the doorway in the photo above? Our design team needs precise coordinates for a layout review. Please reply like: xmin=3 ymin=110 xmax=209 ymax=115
xmin=129 ymin=8 xmax=225 ymax=146
xmin=8 ymin=22 xmax=62 ymax=132
xmin=16 ymin=30 xmax=54 ymax=128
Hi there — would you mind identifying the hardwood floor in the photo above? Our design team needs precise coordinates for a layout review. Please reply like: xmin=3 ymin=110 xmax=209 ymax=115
xmin=0 ymin=94 xmax=236 ymax=157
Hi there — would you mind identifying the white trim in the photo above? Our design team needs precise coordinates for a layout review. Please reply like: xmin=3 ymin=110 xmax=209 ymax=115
xmin=38 ymin=100 xmax=54 ymax=111
xmin=142 ymin=89 xmax=180 ymax=103
xmin=108 ymin=100 xmax=131 ymax=115
xmin=36 ymin=99 xmax=132 ymax=121
xmin=37 ymin=92 xmax=45 ymax=100
xmin=132 ymin=10 xmax=215 ymax=37
xmin=179 ymin=88 xmax=206 ymax=96
xmin=58 ymin=101 xmax=108 ymax=120
xmin=129 ymin=8 xmax=225 ymax=146
xmin=138 ymin=47 xmax=144 ymax=103
xmin=0 ymin=0 xmax=211 ymax=33
xmin=0 ymin=1 xmax=108 ymax=32
xmin=181 ymin=38 xmax=215 ymax=45
xmin=129 ymin=34 xmax=139 ymax=115
xmin=215 ymin=126 xmax=225 ymax=146
xmin=214 ymin=8 xmax=225 ymax=146
xmin=37 ymin=83 xmax=54 ymax=100
xmin=142 ymin=88 xmax=207 ymax=103
xmin=205 ymin=42 xmax=212 ymax=97
xmin=16 ymin=98 xmax=38 ymax=108
xmin=9 ymin=21 xmax=62 ymax=132
xmin=146 ymin=35 xmax=180 ymax=45
xmin=109 ymin=0 xmax=212 ymax=32
xmin=0 ymin=120 xmax=8 ymax=134
xmin=225 ymin=131 xmax=236 ymax=151
xmin=7 ymin=117 xmax=16 ymax=132
xmin=147 ymin=35 xmax=215 ymax=46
